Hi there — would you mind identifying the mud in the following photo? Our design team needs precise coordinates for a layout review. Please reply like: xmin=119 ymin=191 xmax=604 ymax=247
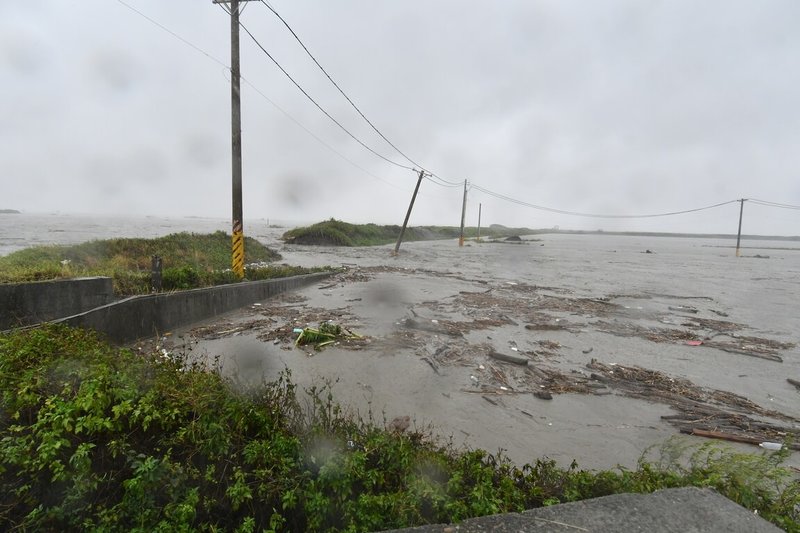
xmin=155 ymin=232 xmax=800 ymax=470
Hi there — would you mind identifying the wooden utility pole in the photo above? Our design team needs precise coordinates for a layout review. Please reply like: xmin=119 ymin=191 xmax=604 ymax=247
xmin=735 ymin=198 xmax=746 ymax=257
xmin=458 ymin=180 xmax=468 ymax=246
xmin=215 ymin=0 xmax=255 ymax=278
xmin=477 ymin=203 xmax=482 ymax=242
xmin=393 ymin=170 xmax=425 ymax=255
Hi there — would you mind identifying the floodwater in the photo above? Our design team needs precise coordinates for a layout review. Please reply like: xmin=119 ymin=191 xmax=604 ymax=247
xmin=3 ymin=213 xmax=799 ymax=470
xmin=185 ymin=230 xmax=799 ymax=470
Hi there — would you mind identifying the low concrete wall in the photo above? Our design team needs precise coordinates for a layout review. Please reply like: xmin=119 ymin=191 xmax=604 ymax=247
xmin=0 ymin=277 xmax=114 ymax=330
xmin=59 ymin=272 xmax=332 ymax=344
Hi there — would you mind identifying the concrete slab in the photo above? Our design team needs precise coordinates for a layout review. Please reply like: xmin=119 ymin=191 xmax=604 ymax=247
xmin=386 ymin=487 xmax=782 ymax=532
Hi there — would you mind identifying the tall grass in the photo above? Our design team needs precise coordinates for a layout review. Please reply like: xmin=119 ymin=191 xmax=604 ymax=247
xmin=0 ymin=232 xmax=329 ymax=295
xmin=282 ymin=219 xmax=538 ymax=246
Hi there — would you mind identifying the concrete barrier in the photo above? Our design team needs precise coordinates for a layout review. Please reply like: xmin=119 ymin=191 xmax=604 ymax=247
xmin=58 ymin=272 xmax=333 ymax=344
xmin=0 ymin=277 xmax=114 ymax=330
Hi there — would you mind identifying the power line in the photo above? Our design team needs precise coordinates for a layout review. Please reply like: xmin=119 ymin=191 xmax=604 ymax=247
xmin=471 ymin=184 xmax=740 ymax=218
xmin=258 ymin=0 xmax=420 ymax=168
xmin=240 ymin=79 xmax=407 ymax=191
xmin=228 ymin=7 xmax=416 ymax=172
xmin=748 ymin=198 xmax=800 ymax=210
xmin=109 ymin=3 xmax=800 ymax=215
xmin=115 ymin=0 xmax=228 ymax=68
xmin=114 ymin=0 xmax=418 ymax=193
xmin=425 ymin=174 xmax=463 ymax=188
xmin=426 ymin=171 xmax=465 ymax=187
xmin=256 ymin=1 xmax=467 ymax=188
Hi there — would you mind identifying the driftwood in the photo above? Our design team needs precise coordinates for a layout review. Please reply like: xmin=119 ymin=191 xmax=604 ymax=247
xmin=704 ymin=344 xmax=783 ymax=363
xmin=680 ymin=428 xmax=763 ymax=446
xmin=587 ymin=359 xmax=800 ymax=446
xmin=679 ymin=428 xmax=800 ymax=451
xmin=488 ymin=350 xmax=529 ymax=366
xmin=787 ymin=378 xmax=800 ymax=390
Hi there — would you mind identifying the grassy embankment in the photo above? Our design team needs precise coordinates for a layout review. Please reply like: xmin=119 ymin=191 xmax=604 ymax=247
xmin=0 ymin=231 xmax=329 ymax=295
xmin=0 ymin=325 xmax=797 ymax=532
xmin=282 ymin=219 xmax=536 ymax=246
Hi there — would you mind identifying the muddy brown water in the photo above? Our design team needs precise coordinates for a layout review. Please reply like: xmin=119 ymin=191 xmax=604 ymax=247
xmin=163 ymin=232 xmax=799 ymax=470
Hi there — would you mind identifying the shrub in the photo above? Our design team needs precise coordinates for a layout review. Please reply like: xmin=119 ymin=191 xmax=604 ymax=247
xmin=162 ymin=265 xmax=201 ymax=290
xmin=0 ymin=325 xmax=797 ymax=531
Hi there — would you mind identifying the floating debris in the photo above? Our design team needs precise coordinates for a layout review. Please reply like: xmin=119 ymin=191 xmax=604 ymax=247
xmin=586 ymin=359 xmax=800 ymax=448
xmin=294 ymin=322 xmax=364 ymax=351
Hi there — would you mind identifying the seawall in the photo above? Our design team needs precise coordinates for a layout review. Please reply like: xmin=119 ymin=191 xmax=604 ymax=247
xmin=0 ymin=277 xmax=114 ymax=330
xmin=58 ymin=272 xmax=333 ymax=344
xmin=2 ymin=273 xmax=333 ymax=344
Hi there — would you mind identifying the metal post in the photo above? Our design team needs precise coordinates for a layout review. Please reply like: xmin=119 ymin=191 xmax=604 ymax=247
xmin=477 ymin=203 xmax=482 ymax=242
xmin=735 ymin=198 xmax=745 ymax=257
xmin=458 ymin=179 xmax=468 ymax=246
xmin=393 ymin=170 xmax=425 ymax=255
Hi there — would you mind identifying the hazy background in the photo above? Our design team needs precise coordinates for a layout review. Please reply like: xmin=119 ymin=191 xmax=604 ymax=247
xmin=2 ymin=0 xmax=799 ymax=235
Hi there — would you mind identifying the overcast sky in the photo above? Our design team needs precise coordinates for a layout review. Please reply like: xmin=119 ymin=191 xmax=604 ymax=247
xmin=2 ymin=0 xmax=799 ymax=234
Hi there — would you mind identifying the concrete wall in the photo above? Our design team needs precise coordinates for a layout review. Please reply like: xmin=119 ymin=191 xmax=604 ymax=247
xmin=59 ymin=272 xmax=332 ymax=344
xmin=0 ymin=277 xmax=114 ymax=330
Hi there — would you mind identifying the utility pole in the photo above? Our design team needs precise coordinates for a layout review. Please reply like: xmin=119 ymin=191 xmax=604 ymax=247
xmin=458 ymin=180 xmax=468 ymax=246
xmin=214 ymin=0 xmax=255 ymax=278
xmin=393 ymin=169 xmax=425 ymax=255
xmin=477 ymin=203 xmax=482 ymax=242
xmin=735 ymin=198 xmax=746 ymax=257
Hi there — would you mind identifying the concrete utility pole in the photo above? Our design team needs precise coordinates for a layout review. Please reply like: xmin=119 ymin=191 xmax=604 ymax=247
xmin=459 ymin=179 xmax=468 ymax=246
xmin=214 ymin=0 xmax=255 ymax=278
xmin=735 ymin=198 xmax=746 ymax=257
xmin=393 ymin=169 xmax=425 ymax=255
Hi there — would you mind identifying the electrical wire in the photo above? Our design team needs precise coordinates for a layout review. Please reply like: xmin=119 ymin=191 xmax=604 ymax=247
xmin=115 ymin=2 xmax=800 ymax=215
xmin=426 ymin=172 xmax=465 ymax=187
xmin=240 ymin=79 xmax=407 ymax=191
xmin=114 ymin=0 xmax=419 ymax=193
xmin=258 ymin=0 xmax=419 ymax=168
xmin=748 ymin=199 xmax=800 ymax=210
xmin=425 ymin=174 xmax=464 ymax=188
xmin=227 ymin=8 xmax=416 ymax=171
xmin=257 ymin=1 xmax=469 ymax=188
xmin=471 ymin=184 xmax=740 ymax=218
xmin=115 ymin=0 xmax=228 ymax=69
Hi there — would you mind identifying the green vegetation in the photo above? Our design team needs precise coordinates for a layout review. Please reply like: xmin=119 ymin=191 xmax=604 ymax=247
xmin=282 ymin=219 xmax=537 ymax=246
xmin=0 ymin=232 xmax=327 ymax=296
xmin=294 ymin=322 xmax=363 ymax=350
xmin=1 ymin=325 xmax=797 ymax=532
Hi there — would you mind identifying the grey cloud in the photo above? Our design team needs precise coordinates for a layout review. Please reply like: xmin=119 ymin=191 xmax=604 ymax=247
xmin=0 ymin=0 xmax=798 ymax=233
